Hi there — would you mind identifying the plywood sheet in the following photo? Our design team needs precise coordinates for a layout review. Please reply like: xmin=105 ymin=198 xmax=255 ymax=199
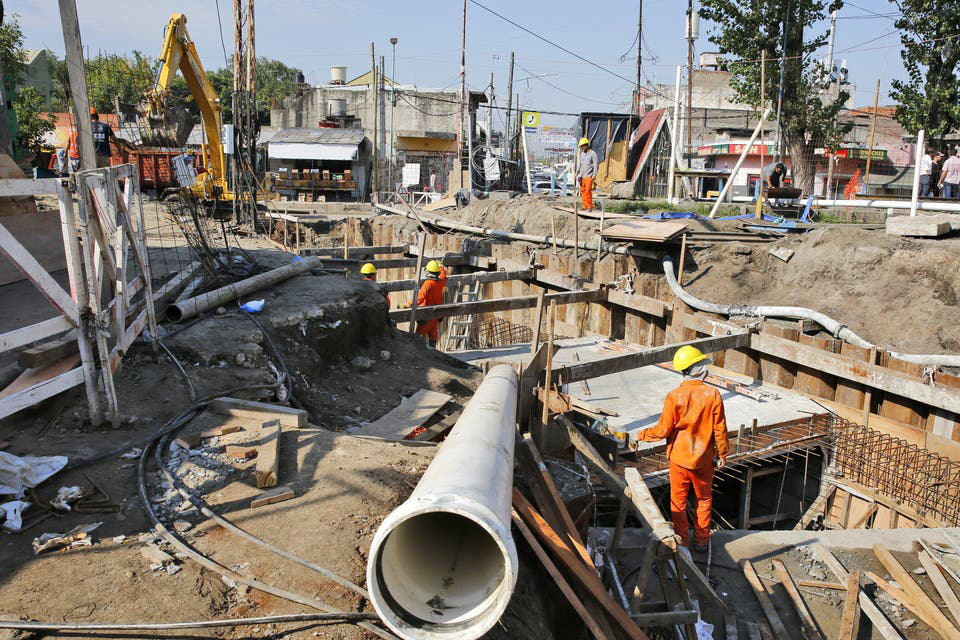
xmin=360 ymin=388 xmax=452 ymax=439
xmin=600 ymin=219 xmax=688 ymax=243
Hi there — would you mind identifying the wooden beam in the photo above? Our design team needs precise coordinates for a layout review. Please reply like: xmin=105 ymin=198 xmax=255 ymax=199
xmin=552 ymin=332 xmax=750 ymax=384
xmin=624 ymin=468 xmax=679 ymax=549
xmin=837 ymin=571 xmax=861 ymax=640
xmin=0 ymin=365 xmax=84 ymax=421
xmin=379 ymin=268 xmax=533 ymax=293
xmin=918 ymin=550 xmax=960 ymax=627
xmin=0 ymin=178 xmax=62 ymax=197
xmin=750 ymin=331 xmax=960 ymax=415
xmin=255 ymin=420 xmax=281 ymax=489
xmin=17 ymin=331 xmax=79 ymax=369
xmin=0 ymin=221 xmax=79 ymax=324
xmin=359 ymin=389 xmax=451 ymax=439
xmin=300 ymin=245 xmax=405 ymax=257
xmin=389 ymin=288 xmax=606 ymax=323
xmin=510 ymin=510 xmax=615 ymax=640
xmin=873 ymin=543 xmax=960 ymax=640
xmin=796 ymin=580 xmax=846 ymax=590
xmin=0 ymin=316 xmax=73 ymax=353
xmin=864 ymin=570 xmax=938 ymax=630
xmin=741 ymin=560 xmax=790 ymax=640
xmin=210 ymin=397 xmax=307 ymax=428
xmin=315 ymin=255 xmax=468 ymax=269
xmin=811 ymin=544 xmax=904 ymax=640
xmin=607 ymin=289 xmax=671 ymax=318
xmin=630 ymin=610 xmax=699 ymax=626
xmin=771 ymin=559 xmax=826 ymax=640
xmin=512 ymin=490 xmax=650 ymax=640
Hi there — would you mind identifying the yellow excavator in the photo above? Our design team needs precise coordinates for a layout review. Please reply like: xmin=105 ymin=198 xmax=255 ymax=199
xmin=139 ymin=13 xmax=231 ymax=202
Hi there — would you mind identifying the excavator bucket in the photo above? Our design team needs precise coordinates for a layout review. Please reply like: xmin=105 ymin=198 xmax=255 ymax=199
xmin=137 ymin=92 xmax=194 ymax=148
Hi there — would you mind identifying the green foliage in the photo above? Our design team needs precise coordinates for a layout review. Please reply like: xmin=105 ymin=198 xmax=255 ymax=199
xmin=84 ymin=51 xmax=158 ymax=114
xmin=698 ymin=0 xmax=851 ymax=193
xmin=0 ymin=14 xmax=26 ymax=88
xmin=889 ymin=0 xmax=960 ymax=140
xmin=13 ymin=86 xmax=54 ymax=153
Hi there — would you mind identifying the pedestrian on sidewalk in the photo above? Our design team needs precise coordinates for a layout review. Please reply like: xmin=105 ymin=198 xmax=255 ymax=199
xmin=920 ymin=147 xmax=934 ymax=197
xmin=939 ymin=148 xmax=960 ymax=199
xmin=576 ymin=137 xmax=598 ymax=211
xmin=635 ymin=346 xmax=729 ymax=552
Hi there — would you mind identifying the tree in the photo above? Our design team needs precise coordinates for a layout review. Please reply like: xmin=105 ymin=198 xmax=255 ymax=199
xmin=698 ymin=0 xmax=850 ymax=195
xmin=84 ymin=51 xmax=158 ymax=114
xmin=889 ymin=0 xmax=960 ymax=142
xmin=13 ymin=86 xmax=54 ymax=154
xmin=0 ymin=14 xmax=26 ymax=86
xmin=206 ymin=58 xmax=302 ymax=123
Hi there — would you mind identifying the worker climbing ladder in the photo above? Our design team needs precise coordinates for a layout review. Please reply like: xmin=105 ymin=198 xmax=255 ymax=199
xmin=443 ymin=281 xmax=482 ymax=351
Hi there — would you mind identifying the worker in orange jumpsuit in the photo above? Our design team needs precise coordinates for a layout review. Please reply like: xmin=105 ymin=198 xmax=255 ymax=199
xmin=360 ymin=262 xmax=389 ymax=308
xmin=576 ymin=137 xmax=598 ymax=211
xmin=414 ymin=260 xmax=447 ymax=347
xmin=636 ymin=346 xmax=729 ymax=552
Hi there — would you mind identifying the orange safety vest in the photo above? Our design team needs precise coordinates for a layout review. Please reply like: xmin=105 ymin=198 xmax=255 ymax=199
xmin=67 ymin=130 xmax=80 ymax=159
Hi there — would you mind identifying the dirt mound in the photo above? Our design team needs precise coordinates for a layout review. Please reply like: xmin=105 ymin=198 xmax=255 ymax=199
xmin=685 ymin=227 xmax=960 ymax=354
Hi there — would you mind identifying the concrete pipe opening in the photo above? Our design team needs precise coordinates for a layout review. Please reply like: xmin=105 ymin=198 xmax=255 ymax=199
xmin=369 ymin=508 xmax=513 ymax=639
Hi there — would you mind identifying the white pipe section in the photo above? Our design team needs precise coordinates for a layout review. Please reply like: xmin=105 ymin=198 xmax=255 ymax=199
xmin=709 ymin=108 xmax=771 ymax=218
xmin=367 ymin=364 xmax=519 ymax=640
xmin=661 ymin=255 xmax=960 ymax=366
xmin=911 ymin=129 xmax=925 ymax=217
xmin=667 ymin=65 xmax=682 ymax=204
xmin=727 ymin=195 xmax=960 ymax=213
xmin=167 ymin=256 xmax=323 ymax=322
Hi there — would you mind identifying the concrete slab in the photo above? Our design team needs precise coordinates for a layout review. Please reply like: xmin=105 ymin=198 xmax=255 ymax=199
xmin=453 ymin=337 xmax=823 ymax=443
xmin=886 ymin=215 xmax=951 ymax=237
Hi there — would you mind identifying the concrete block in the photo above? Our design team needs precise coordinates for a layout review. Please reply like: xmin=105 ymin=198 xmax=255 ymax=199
xmin=885 ymin=216 xmax=951 ymax=237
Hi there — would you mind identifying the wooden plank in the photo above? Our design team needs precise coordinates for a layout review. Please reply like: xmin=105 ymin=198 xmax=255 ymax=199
xmin=606 ymin=289 xmax=669 ymax=318
xmin=750 ymin=331 xmax=960 ymax=415
xmin=314 ymin=255 xmax=467 ymax=269
xmin=388 ymin=288 xmax=606 ymax=323
xmin=0 ymin=353 xmax=81 ymax=400
xmin=360 ymin=389 xmax=452 ymax=439
xmin=811 ymin=544 xmax=904 ymax=640
xmin=519 ymin=344 xmax=549 ymax=431
xmin=0 ymin=178 xmax=62 ymax=197
xmin=379 ymin=268 xmax=533 ymax=293
xmin=796 ymin=580 xmax=846 ymax=590
xmin=255 ymin=420 xmax=281 ymax=489
xmin=409 ymin=412 xmax=459 ymax=442
xmin=917 ymin=550 xmax=960 ymax=627
xmin=300 ymin=245 xmax=405 ymax=257
xmin=552 ymin=332 xmax=750 ymax=384
xmin=600 ymin=219 xmax=688 ymax=242
xmin=210 ymin=397 xmax=308 ymax=428
xmin=226 ymin=445 xmax=258 ymax=459
xmin=741 ymin=560 xmax=790 ymax=640
xmin=771 ymin=559 xmax=825 ymax=640
xmin=630 ymin=610 xmax=699 ymax=626
xmin=0 ymin=365 xmax=84 ymax=421
xmin=837 ymin=571 xmax=861 ymax=640
xmin=864 ymin=570 xmax=938 ymax=630
xmin=512 ymin=490 xmax=650 ymax=640
xmin=510 ymin=510 xmax=616 ymax=640
xmin=0 ymin=220 xmax=79 ymax=323
xmin=18 ymin=330 xmax=79 ymax=369
xmin=0 ymin=316 xmax=73 ymax=353
xmin=251 ymin=485 xmax=294 ymax=508
xmin=874 ymin=543 xmax=960 ymax=640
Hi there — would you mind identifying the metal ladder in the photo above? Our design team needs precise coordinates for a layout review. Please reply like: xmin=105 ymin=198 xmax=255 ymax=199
xmin=443 ymin=281 xmax=481 ymax=351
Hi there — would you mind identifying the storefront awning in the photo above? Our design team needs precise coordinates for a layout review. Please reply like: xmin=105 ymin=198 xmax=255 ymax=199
xmin=268 ymin=142 xmax=358 ymax=161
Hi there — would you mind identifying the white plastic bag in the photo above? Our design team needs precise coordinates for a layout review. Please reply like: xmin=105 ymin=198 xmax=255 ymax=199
xmin=0 ymin=500 xmax=31 ymax=532
xmin=0 ymin=451 xmax=68 ymax=498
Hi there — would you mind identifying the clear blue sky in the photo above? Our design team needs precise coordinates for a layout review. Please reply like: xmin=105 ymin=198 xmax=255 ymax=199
xmin=14 ymin=0 xmax=905 ymax=129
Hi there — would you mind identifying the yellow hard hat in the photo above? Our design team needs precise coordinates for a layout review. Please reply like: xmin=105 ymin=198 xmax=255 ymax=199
xmin=360 ymin=262 xmax=377 ymax=276
xmin=673 ymin=345 xmax=707 ymax=372
xmin=578 ymin=137 xmax=590 ymax=147
xmin=425 ymin=259 xmax=442 ymax=273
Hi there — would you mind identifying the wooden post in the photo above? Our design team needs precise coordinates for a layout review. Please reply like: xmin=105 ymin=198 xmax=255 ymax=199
xmin=863 ymin=78 xmax=882 ymax=190
xmin=772 ymin=559 xmax=826 ymax=640
xmin=550 ymin=214 xmax=559 ymax=255
xmin=573 ymin=202 xmax=580 ymax=260
xmin=838 ymin=571 xmax=861 ymax=640
xmin=540 ymin=300 xmax=557 ymax=426
xmin=57 ymin=0 xmax=96 ymax=171
xmin=407 ymin=232 xmax=426 ymax=335
xmin=595 ymin=206 xmax=605 ymax=264
xmin=677 ymin=232 xmax=688 ymax=287
xmin=343 ymin=224 xmax=348 ymax=259
xmin=530 ymin=288 xmax=546 ymax=355
xmin=863 ymin=346 xmax=877 ymax=426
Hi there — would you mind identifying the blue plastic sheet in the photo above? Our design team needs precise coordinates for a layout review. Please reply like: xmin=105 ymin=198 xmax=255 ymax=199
xmin=239 ymin=299 xmax=265 ymax=313
xmin=643 ymin=212 xmax=698 ymax=220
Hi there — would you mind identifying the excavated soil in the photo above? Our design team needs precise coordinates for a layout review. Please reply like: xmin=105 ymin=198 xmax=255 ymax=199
xmin=685 ymin=227 xmax=960 ymax=354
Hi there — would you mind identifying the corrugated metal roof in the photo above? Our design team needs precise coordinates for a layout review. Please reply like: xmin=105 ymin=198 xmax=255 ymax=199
xmin=269 ymin=127 xmax=364 ymax=145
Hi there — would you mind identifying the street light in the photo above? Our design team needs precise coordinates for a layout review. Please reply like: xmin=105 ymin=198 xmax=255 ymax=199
xmin=390 ymin=37 xmax=398 ymax=191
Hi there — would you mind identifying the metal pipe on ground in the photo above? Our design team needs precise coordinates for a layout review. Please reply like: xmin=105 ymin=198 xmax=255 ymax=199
xmin=727 ymin=195 xmax=960 ymax=213
xmin=366 ymin=364 xmax=519 ymax=640
xmin=167 ymin=257 xmax=323 ymax=322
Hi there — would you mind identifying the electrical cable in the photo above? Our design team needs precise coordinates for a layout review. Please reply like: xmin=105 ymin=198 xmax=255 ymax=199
xmin=0 ymin=613 xmax=377 ymax=632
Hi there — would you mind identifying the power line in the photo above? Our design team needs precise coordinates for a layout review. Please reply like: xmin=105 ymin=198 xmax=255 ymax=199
xmin=515 ymin=62 xmax=627 ymax=106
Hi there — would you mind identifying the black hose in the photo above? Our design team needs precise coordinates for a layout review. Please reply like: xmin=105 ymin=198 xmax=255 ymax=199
xmin=0 ymin=612 xmax=377 ymax=631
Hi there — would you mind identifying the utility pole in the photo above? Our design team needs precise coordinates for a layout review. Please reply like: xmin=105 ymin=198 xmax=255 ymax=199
xmin=636 ymin=0 xmax=643 ymax=111
xmin=459 ymin=0 xmax=467 ymax=190
xmin=774 ymin=1 xmax=790 ymax=162
xmin=389 ymin=37 xmax=397 ymax=194
xmin=370 ymin=43 xmax=378 ymax=198
xmin=826 ymin=9 xmax=837 ymax=98
xmin=486 ymin=71 xmax=494 ymax=191
xmin=505 ymin=52 xmax=514 ymax=163
xmin=380 ymin=55 xmax=387 ymax=191
xmin=864 ymin=78 xmax=882 ymax=189
xmin=686 ymin=0 xmax=694 ymax=165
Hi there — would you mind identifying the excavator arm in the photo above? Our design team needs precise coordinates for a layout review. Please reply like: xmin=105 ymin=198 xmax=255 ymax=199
xmin=140 ymin=14 xmax=228 ymax=199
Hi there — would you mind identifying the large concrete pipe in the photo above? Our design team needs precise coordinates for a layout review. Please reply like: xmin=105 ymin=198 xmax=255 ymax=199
xmin=166 ymin=257 xmax=323 ymax=322
xmin=367 ymin=364 xmax=518 ymax=640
